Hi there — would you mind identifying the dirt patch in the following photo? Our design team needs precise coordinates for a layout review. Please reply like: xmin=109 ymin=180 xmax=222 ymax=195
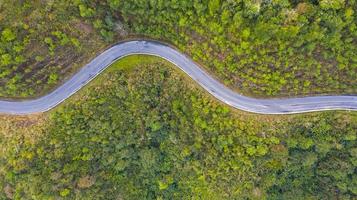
xmin=0 ymin=114 xmax=46 ymax=143
xmin=77 ymin=175 xmax=96 ymax=189
xmin=114 ymin=20 xmax=128 ymax=37
xmin=74 ymin=20 xmax=95 ymax=35
xmin=4 ymin=185 xmax=14 ymax=199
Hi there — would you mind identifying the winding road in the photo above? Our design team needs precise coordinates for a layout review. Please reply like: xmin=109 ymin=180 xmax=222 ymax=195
xmin=0 ymin=40 xmax=356 ymax=115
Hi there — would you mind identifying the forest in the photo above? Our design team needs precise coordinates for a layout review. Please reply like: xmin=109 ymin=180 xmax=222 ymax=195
xmin=0 ymin=56 xmax=356 ymax=199
xmin=95 ymin=0 xmax=357 ymax=97
xmin=0 ymin=0 xmax=356 ymax=199
xmin=0 ymin=0 xmax=356 ymax=98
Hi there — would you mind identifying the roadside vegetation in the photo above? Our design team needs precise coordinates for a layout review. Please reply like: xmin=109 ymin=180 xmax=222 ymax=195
xmin=0 ymin=0 xmax=356 ymax=98
xmin=79 ymin=0 xmax=357 ymax=97
xmin=1 ymin=56 xmax=356 ymax=199
xmin=0 ymin=1 xmax=107 ymax=98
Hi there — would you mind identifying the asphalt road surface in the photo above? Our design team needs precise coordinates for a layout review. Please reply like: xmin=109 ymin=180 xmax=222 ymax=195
xmin=0 ymin=40 xmax=356 ymax=115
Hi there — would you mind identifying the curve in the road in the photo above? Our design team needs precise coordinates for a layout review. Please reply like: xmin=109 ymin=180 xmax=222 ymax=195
xmin=0 ymin=40 xmax=356 ymax=115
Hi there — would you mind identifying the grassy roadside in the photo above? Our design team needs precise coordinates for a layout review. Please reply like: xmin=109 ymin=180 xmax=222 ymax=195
xmin=2 ymin=54 xmax=354 ymax=134
xmin=2 ymin=54 xmax=353 ymax=128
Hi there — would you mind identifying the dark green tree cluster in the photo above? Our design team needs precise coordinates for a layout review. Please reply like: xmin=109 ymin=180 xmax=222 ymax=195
xmin=265 ymin=114 xmax=357 ymax=199
xmin=0 ymin=60 xmax=356 ymax=199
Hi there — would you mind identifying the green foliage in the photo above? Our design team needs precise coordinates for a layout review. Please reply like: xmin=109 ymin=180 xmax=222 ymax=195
xmin=0 ymin=58 xmax=356 ymax=199
xmin=267 ymin=114 xmax=357 ymax=199
xmin=107 ymin=0 xmax=121 ymax=10
xmin=100 ymin=29 xmax=114 ymax=42
xmin=75 ymin=0 xmax=357 ymax=97
xmin=320 ymin=0 xmax=346 ymax=10
xmin=78 ymin=4 xmax=95 ymax=18
xmin=60 ymin=189 xmax=70 ymax=197
xmin=47 ymin=73 xmax=58 ymax=84
xmin=208 ymin=0 xmax=221 ymax=16
xmin=1 ymin=0 xmax=356 ymax=99
xmin=1 ymin=28 xmax=16 ymax=41
xmin=0 ymin=1 xmax=104 ymax=98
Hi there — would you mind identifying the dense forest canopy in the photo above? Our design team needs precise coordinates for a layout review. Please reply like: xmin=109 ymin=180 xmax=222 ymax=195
xmin=0 ymin=0 xmax=356 ymax=97
xmin=0 ymin=56 xmax=356 ymax=199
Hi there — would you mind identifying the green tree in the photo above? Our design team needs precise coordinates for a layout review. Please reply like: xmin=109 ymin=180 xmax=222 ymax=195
xmin=1 ymin=28 xmax=16 ymax=41
xmin=320 ymin=0 xmax=345 ymax=10
xmin=208 ymin=0 xmax=220 ymax=16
